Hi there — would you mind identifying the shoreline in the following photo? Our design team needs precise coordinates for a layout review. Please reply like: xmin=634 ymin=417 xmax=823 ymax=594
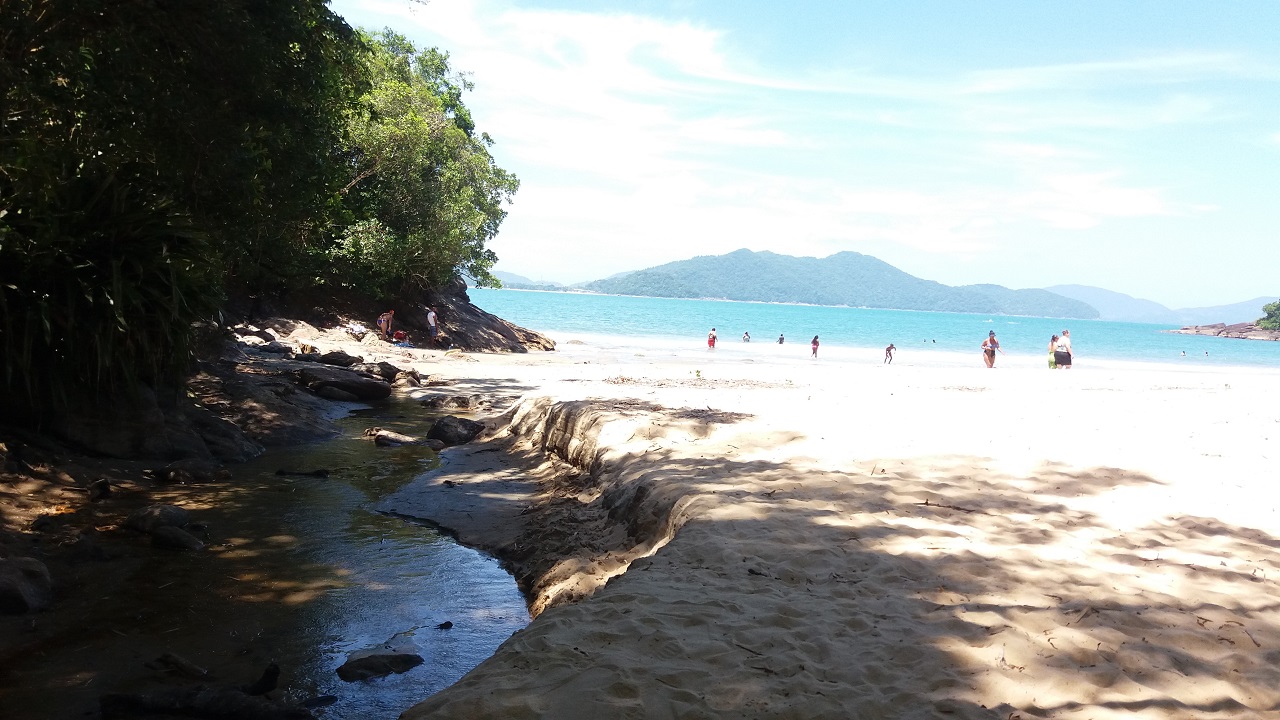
xmin=382 ymin=332 xmax=1280 ymax=718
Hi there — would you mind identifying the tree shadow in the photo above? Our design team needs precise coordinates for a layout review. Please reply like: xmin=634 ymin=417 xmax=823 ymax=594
xmin=403 ymin=421 xmax=1280 ymax=719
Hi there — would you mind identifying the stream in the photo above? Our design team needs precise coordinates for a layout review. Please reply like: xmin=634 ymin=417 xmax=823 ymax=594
xmin=4 ymin=398 xmax=529 ymax=719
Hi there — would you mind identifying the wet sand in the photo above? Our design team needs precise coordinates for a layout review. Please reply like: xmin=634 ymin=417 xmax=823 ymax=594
xmin=378 ymin=332 xmax=1280 ymax=719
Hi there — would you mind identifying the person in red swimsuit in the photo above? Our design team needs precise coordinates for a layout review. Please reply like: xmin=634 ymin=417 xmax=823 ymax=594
xmin=707 ymin=327 xmax=717 ymax=349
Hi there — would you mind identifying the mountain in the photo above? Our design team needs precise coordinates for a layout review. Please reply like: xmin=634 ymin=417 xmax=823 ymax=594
xmin=491 ymin=270 xmax=566 ymax=291
xmin=583 ymin=249 xmax=1099 ymax=319
xmin=1047 ymin=285 xmax=1275 ymax=325
xmin=1175 ymin=297 xmax=1276 ymax=326
xmin=1045 ymin=285 xmax=1181 ymax=324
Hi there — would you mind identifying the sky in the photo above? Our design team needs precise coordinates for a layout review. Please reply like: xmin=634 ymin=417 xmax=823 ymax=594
xmin=330 ymin=0 xmax=1280 ymax=309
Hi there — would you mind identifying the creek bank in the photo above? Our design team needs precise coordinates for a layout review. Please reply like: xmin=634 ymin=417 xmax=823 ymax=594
xmin=0 ymin=295 xmax=548 ymax=718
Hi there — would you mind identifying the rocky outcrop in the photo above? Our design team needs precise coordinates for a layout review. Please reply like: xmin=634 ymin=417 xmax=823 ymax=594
xmin=1170 ymin=322 xmax=1280 ymax=341
xmin=427 ymin=416 xmax=486 ymax=446
xmin=405 ymin=277 xmax=555 ymax=353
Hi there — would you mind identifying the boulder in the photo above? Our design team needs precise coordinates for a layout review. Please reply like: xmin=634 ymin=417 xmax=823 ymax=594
xmin=424 ymin=439 xmax=446 ymax=451
xmin=365 ymin=428 xmax=420 ymax=446
xmin=296 ymin=366 xmax=391 ymax=401
xmin=151 ymin=526 xmax=205 ymax=551
xmin=420 ymin=394 xmax=487 ymax=410
xmin=316 ymin=386 xmax=360 ymax=402
xmin=315 ymin=350 xmax=361 ymax=367
xmin=335 ymin=652 xmax=424 ymax=682
xmin=126 ymin=504 xmax=190 ymax=533
xmin=0 ymin=556 xmax=53 ymax=614
xmin=350 ymin=362 xmax=403 ymax=383
xmin=427 ymin=416 xmax=486 ymax=446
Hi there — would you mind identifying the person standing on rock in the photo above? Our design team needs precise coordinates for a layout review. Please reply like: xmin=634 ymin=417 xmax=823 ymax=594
xmin=377 ymin=309 xmax=395 ymax=340
xmin=427 ymin=306 xmax=439 ymax=346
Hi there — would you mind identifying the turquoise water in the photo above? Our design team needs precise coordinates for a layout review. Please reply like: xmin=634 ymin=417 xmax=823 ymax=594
xmin=470 ymin=288 xmax=1280 ymax=368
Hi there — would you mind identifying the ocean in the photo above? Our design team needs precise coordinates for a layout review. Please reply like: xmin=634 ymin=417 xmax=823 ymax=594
xmin=468 ymin=288 xmax=1280 ymax=369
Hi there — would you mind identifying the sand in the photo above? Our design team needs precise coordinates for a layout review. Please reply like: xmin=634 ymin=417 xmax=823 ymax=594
xmin=336 ymin=330 xmax=1280 ymax=719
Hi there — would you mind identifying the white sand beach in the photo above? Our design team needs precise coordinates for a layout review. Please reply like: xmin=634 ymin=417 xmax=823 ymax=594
xmin=319 ymin=328 xmax=1280 ymax=719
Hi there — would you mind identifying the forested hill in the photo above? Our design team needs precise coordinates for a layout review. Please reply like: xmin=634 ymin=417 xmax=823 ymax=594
xmin=583 ymin=249 xmax=1099 ymax=319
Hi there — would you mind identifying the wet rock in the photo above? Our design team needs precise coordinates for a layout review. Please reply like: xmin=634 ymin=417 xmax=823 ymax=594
xmin=335 ymin=652 xmax=424 ymax=682
xmin=0 ymin=556 xmax=53 ymax=614
xmin=419 ymin=394 xmax=487 ymax=410
xmin=365 ymin=428 xmax=420 ymax=446
xmin=424 ymin=439 xmax=446 ymax=451
xmin=126 ymin=504 xmax=190 ymax=533
xmin=316 ymin=386 xmax=360 ymax=402
xmin=242 ymin=662 xmax=280 ymax=695
xmin=275 ymin=468 xmax=330 ymax=478
xmin=427 ymin=416 xmax=486 ymax=446
xmin=151 ymin=526 xmax=205 ymax=551
xmin=100 ymin=688 xmax=314 ymax=720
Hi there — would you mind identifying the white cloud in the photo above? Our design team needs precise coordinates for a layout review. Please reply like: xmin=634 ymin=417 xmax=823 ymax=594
xmin=336 ymin=0 xmax=1251 ymax=290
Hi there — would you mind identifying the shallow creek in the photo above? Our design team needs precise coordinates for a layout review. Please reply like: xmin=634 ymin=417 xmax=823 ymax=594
xmin=6 ymin=399 xmax=529 ymax=719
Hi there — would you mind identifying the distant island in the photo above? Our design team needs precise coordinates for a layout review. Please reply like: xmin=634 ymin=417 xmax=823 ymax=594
xmin=489 ymin=250 xmax=1277 ymax=324
xmin=578 ymin=249 xmax=1099 ymax=319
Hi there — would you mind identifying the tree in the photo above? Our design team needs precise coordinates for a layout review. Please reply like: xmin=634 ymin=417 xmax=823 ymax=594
xmin=1 ymin=0 xmax=367 ymax=418
xmin=329 ymin=29 xmax=518 ymax=297
xmin=1258 ymin=300 xmax=1280 ymax=331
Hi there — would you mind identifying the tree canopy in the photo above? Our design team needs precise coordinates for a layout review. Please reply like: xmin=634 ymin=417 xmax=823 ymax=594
xmin=329 ymin=30 xmax=518 ymax=296
xmin=1 ymin=4 xmax=516 ymax=419
xmin=1258 ymin=300 xmax=1280 ymax=331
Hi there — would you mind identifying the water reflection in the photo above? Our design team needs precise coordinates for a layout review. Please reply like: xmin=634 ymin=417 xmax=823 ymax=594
xmin=222 ymin=400 xmax=530 ymax=718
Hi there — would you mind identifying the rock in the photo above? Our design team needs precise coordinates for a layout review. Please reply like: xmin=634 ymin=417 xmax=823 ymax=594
xmin=365 ymin=428 xmax=420 ymax=446
xmin=316 ymin=386 xmax=360 ymax=402
xmin=164 ymin=458 xmax=223 ymax=482
xmin=409 ymin=277 xmax=556 ymax=353
xmin=420 ymin=393 xmax=487 ymax=410
xmin=391 ymin=374 xmax=421 ymax=389
xmin=126 ymin=504 xmax=190 ymax=533
xmin=335 ymin=652 xmax=424 ymax=682
xmin=151 ymin=526 xmax=205 ymax=551
xmin=0 ymin=556 xmax=53 ymax=614
xmin=260 ymin=341 xmax=290 ymax=354
xmin=100 ymin=688 xmax=314 ymax=720
xmin=296 ymin=366 xmax=392 ymax=401
xmin=427 ymin=416 xmax=486 ymax=446
xmin=351 ymin=362 xmax=403 ymax=383
xmin=1171 ymin=322 xmax=1280 ymax=341
xmin=242 ymin=662 xmax=280 ymax=695
xmin=87 ymin=478 xmax=112 ymax=501
xmin=424 ymin=439 xmax=446 ymax=451
xmin=315 ymin=350 xmax=361 ymax=367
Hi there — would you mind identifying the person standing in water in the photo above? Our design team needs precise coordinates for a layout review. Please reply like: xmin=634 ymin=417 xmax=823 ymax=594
xmin=707 ymin=328 xmax=717 ymax=349
xmin=742 ymin=331 xmax=750 ymax=342
xmin=981 ymin=330 xmax=1004 ymax=368
xmin=1048 ymin=335 xmax=1059 ymax=369
xmin=1055 ymin=329 xmax=1072 ymax=369
xmin=811 ymin=335 xmax=820 ymax=358
xmin=884 ymin=344 xmax=895 ymax=364
xmin=777 ymin=334 xmax=785 ymax=344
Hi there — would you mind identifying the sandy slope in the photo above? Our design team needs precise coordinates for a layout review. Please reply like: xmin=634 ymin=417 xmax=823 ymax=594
xmin=381 ymin=334 xmax=1280 ymax=719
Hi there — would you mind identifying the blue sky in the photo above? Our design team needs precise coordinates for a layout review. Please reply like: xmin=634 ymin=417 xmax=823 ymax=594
xmin=331 ymin=0 xmax=1280 ymax=308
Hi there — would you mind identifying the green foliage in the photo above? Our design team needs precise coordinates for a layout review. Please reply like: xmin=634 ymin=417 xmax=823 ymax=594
xmin=1 ymin=0 xmax=367 ymax=418
xmin=1258 ymin=300 xmax=1280 ymax=331
xmin=585 ymin=249 xmax=1101 ymax=319
xmin=0 ymin=169 xmax=220 ymax=413
xmin=330 ymin=30 xmax=518 ymax=297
